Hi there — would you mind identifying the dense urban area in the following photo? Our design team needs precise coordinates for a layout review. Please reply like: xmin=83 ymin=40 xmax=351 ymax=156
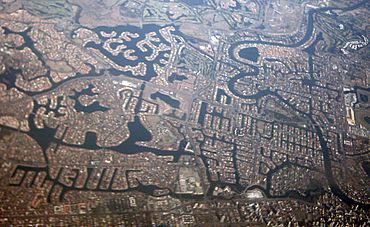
xmin=0 ymin=0 xmax=369 ymax=226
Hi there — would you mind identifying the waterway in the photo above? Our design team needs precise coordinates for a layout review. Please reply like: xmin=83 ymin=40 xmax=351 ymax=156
xmin=150 ymin=91 xmax=180 ymax=108
xmin=225 ymin=0 xmax=370 ymax=209
xmin=168 ymin=73 xmax=187 ymax=83
xmin=238 ymin=47 xmax=259 ymax=62
xmin=68 ymin=84 xmax=110 ymax=113
xmin=85 ymin=24 xmax=171 ymax=81
xmin=1 ymin=0 xmax=369 ymax=207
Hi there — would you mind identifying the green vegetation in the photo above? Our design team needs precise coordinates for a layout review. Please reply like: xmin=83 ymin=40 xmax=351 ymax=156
xmin=0 ymin=127 xmax=14 ymax=141
xmin=22 ymin=0 xmax=74 ymax=19
xmin=176 ymin=48 xmax=213 ymax=78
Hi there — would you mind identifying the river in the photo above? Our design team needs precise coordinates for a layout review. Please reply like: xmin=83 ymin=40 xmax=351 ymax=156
xmin=226 ymin=0 xmax=369 ymax=209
